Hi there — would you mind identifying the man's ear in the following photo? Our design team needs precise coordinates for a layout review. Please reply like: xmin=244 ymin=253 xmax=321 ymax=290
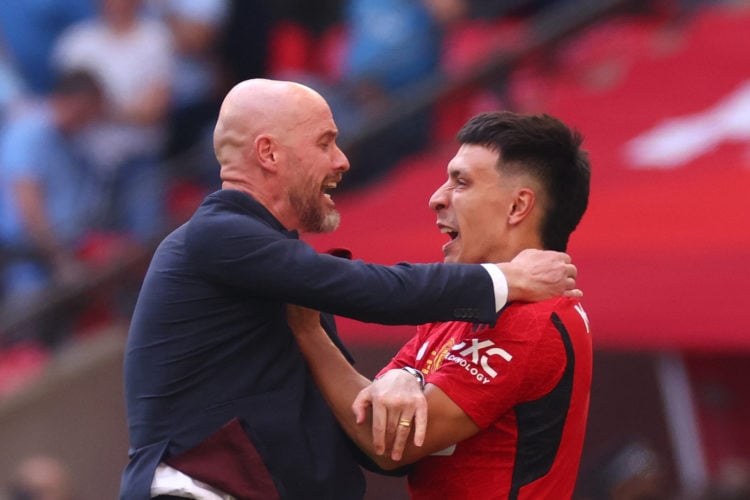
xmin=255 ymin=135 xmax=279 ymax=172
xmin=508 ymin=188 xmax=536 ymax=225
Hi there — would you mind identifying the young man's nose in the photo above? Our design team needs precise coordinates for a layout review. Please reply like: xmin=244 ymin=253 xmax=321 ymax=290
xmin=429 ymin=184 xmax=449 ymax=211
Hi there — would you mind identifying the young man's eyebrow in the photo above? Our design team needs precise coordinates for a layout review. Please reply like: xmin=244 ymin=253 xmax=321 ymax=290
xmin=448 ymin=167 xmax=465 ymax=179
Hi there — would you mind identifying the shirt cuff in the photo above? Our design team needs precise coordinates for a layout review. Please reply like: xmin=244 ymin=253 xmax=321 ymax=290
xmin=481 ymin=263 xmax=509 ymax=312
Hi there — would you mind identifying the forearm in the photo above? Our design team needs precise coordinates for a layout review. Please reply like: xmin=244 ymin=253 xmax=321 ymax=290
xmin=15 ymin=180 xmax=65 ymax=259
xmin=294 ymin=328 xmax=400 ymax=467
xmin=303 ymin=260 xmax=496 ymax=325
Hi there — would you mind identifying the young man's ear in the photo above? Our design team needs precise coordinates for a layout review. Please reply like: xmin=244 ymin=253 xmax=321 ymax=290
xmin=508 ymin=188 xmax=536 ymax=225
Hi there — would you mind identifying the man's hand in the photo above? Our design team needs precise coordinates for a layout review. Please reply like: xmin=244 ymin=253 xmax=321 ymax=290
xmin=352 ymin=369 xmax=428 ymax=461
xmin=499 ymin=249 xmax=581 ymax=302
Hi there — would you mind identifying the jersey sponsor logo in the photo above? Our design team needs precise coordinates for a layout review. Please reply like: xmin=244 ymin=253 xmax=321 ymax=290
xmin=444 ymin=339 xmax=513 ymax=384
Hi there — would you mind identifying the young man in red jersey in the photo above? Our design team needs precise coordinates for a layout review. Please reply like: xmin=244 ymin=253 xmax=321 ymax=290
xmin=288 ymin=111 xmax=592 ymax=499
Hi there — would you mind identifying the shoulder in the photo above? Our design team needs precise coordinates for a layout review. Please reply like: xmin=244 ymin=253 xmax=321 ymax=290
xmin=501 ymin=297 xmax=580 ymax=323
xmin=184 ymin=193 xmax=283 ymax=255
xmin=488 ymin=297 xmax=589 ymax=345
xmin=53 ymin=21 xmax=104 ymax=64
xmin=186 ymin=194 xmax=264 ymax=235
xmin=57 ymin=20 xmax=101 ymax=46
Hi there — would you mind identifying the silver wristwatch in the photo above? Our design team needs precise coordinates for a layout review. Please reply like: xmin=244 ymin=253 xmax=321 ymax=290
xmin=401 ymin=366 xmax=426 ymax=390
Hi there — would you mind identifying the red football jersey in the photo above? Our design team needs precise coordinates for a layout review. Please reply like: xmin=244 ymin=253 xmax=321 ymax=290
xmin=379 ymin=297 xmax=592 ymax=499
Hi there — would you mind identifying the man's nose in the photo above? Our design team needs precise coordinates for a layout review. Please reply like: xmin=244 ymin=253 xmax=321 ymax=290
xmin=429 ymin=184 xmax=449 ymax=211
xmin=335 ymin=145 xmax=350 ymax=172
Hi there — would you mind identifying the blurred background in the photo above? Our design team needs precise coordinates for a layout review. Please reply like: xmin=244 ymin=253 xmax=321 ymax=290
xmin=0 ymin=0 xmax=748 ymax=498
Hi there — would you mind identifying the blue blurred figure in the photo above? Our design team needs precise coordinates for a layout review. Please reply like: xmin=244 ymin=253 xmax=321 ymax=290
xmin=0 ymin=0 xmax=96 ymax=94
xmin=0 ymin=70 xmax=104 ymax=300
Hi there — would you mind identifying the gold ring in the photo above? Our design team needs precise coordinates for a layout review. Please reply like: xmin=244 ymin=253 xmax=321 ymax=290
xmin=398 ymin=419 xmax=412 ymax=428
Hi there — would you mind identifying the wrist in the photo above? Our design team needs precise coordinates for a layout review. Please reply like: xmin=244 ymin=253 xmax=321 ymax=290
xmin=497 ymin=262 xmax=522 ymax=302
xmin=401 ymin=366 xmax=425 ymax=390
xmin=482 ymin=263 xmax=509 ymax=311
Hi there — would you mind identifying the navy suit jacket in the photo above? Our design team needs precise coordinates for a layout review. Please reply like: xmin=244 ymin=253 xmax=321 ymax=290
xmin=120 ymin=190 xmax=497 ymax=499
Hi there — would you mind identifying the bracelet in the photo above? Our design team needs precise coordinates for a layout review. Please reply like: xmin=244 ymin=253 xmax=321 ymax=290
xmin=402 ymin=366 xmax=426 ymax=390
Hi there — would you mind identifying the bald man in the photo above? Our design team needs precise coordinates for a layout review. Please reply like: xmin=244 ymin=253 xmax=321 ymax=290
xmin=120 ymin=79 xmax=580 ymax=500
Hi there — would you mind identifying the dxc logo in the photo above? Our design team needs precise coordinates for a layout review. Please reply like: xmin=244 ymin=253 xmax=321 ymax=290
xmin=447 ymin=339 xmax=512 ymax=383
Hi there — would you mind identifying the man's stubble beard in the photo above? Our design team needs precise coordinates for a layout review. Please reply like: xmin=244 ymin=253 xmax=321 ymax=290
xmin=289 ymin=184 xmax=341 ymax=234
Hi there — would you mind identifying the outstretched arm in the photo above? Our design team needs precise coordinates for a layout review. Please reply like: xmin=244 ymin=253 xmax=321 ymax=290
xmin=287 ymin=305 xmax=481 ymax=468
xmin=192 ymin=207 xmax=579 ymax=327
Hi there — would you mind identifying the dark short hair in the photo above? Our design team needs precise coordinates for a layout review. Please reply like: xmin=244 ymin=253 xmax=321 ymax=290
xmin=53 ymin=69 xmax=104 ymax=98
xmin=457 ymin=111 xmax=590 ymax=252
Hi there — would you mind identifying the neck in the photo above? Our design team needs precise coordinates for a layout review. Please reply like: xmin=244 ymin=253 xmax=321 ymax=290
xmin=107 ymin=17 xmax=137 ymax=34
xmin=222 ymin=181 xmax=298 ymax=231
xmin=494 ymin=231 xmax=544 ymax=263
xmin=50 ymin=100 xmax=74 ymax=135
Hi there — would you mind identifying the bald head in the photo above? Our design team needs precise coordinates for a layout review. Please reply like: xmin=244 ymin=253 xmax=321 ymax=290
xmin=214 ymin=79 xmax=330 ymax=174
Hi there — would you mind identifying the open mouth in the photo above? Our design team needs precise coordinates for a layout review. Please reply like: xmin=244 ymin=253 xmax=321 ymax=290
xmin=322 ymin=179 xmax=339 ymax=202
xmin=439 ymin=225 xmax=459 ymax=241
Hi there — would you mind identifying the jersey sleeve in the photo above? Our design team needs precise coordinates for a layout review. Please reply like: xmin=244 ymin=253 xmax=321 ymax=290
xmin=426 ymin=305 xmax=567 ymax=429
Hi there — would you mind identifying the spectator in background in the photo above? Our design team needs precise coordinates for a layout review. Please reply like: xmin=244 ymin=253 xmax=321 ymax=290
xmin=147 ymin=0 xmax=230 ymax=162
xmin=0 ymin=35 xmax=26 ymax=122
xmin=325 ymin=0 xmax=443 ymax=188
xmin=345 ymin=0 xmax=441 ymax=93
xmin=577 ymin=438 xmax=671 ymax=500
xmin=0 ymin=0 xmax=95 ymax=94
xmin=0 ymin=70 xmax=104 ymax=302
xmin=272 ymin=0 xmax=444 ymax=189
xmin=52 ymin=0 xmax=175 ymax=244
xmin=701 ymin=458 xmax=750 ymax=500
xmin=5 ymin=455 xmax=75 ymax=500
xmin=322 ymin=0 xmax=565 ymax=190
